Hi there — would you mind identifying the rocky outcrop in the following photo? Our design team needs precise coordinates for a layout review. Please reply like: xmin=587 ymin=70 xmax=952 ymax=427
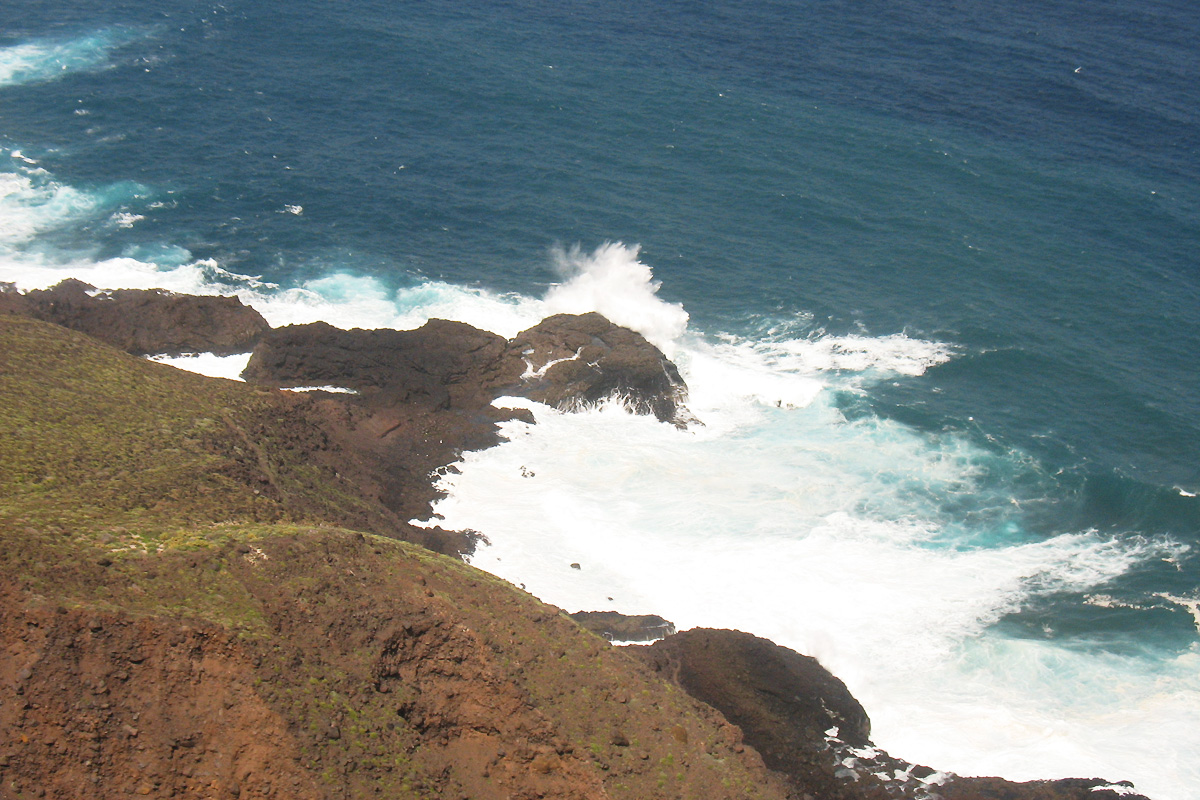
xmin=238 ymin=314 xmax=693 ymax=523
xmin=242 ymin=311 xmax=692 ymax=424
xmin=239 ymin=319 xmax=524 ymax=525
xmin=507 ymin=312 xmax=689 ymax=424
xmin=634 ymin=628 xmax=1150 ymax=800
xmin=2 ymin=279 xmax=269 ymax=356
xmin=570 ymin=611 xmax=677 ymax=643
xmin=241 ymin=319 xmax=523 ymax=409
xmin=636 ymin=627 xmax=871 ymax=751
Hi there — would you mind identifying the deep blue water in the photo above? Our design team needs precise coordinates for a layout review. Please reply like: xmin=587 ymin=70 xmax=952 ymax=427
xmin=2 ymin=1 xmax=1199 ymax=794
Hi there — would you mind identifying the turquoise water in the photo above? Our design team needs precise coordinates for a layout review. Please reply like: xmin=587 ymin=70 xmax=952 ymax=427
xmin=2 ymin=1 xmax=1198 ymax=796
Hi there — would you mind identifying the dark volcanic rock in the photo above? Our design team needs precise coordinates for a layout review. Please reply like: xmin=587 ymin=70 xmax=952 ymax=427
xmin=938 ymin=777 xmax=1151 ymax=800
xmin=569 ymin=611 xmax=676 ymax=643
xmin=507 ymin=312 xmax=689 ymax=424
xmin=633 ymin=628 xmax=1152 ymax=800
xmin=635 ymin=628 xmax=895 ymax=799
xmin=242 ymin=319 xmax=522 ymax=409
xmin=244 ymin=312 xmax=691 ymax=424
xmin=11 ymin=279 xmax=269 ymax=355
xmin=242 ymin=320 xmax=531 ymax=525
xmin=638 ymin=628 xmax=871 ymax=749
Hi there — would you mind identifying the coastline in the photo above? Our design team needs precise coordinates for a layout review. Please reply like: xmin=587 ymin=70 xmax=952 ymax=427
xmin=0 ymin=284 xmax=1158 ymax=800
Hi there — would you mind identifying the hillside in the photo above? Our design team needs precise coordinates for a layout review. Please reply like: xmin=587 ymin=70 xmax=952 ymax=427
xmin=0 ymin=316 xmax=791 ymax=800
xmin=0 ymin=313 xmax=1150 ymax=800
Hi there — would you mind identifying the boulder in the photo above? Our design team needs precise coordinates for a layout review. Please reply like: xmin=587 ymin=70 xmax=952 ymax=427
xmin=507 ymin=312 xmax=689 ymax=424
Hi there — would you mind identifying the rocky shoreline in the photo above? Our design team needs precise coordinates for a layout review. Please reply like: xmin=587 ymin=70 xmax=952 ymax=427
xmin=0 ymin=281 xmax=1151 ymax=800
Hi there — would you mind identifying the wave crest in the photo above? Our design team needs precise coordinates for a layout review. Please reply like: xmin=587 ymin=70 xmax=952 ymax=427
xmin=545 ymin=242 xmax=689 ymax=355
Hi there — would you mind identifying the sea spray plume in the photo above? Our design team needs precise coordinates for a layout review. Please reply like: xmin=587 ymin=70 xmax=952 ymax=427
xmin=544 ymin=242 xmax=689 ymax=356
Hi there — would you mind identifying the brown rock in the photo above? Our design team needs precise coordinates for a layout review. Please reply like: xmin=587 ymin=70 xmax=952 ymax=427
xmin=241 ymin=313 xmax=692 ymax=425
xmin=242 ymin=319 xmax=518 ymax=409
xmin=14 ymin=279 xmax=269 ymax=356
xmin=634 ymin=628 xmax=878 ymax=797
xmin=507 ymin=312 xmax=690 ymax=424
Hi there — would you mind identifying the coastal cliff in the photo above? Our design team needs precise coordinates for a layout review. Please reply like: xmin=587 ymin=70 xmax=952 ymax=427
xmin=0 ymin=292 xmax=1151 ymax=800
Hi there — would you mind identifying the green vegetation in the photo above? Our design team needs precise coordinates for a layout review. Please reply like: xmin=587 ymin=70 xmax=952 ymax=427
xmin=0 ymin=316 xmax=791 ymax=800
xmin=0 ymin=316 xmax=384 ymax=547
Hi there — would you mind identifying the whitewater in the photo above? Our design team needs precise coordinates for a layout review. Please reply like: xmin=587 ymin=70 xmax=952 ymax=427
xmin=3 ymin=10 xmax=1200 ymax=799
xmin=4 ymin=174 xmax=1198 ymax=796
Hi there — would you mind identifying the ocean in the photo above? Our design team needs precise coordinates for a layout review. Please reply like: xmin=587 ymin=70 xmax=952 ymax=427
xmin=1 ymin=1 xmax=1198 ymax=797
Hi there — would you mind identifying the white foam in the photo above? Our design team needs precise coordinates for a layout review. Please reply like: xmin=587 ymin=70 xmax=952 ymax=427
xmin=146 ymin=353 xmax=250 ymax=381
xmin=0 ymin=170 xmax=103 ymax=246
xmin=521 ymin=348 xmax=583 ymax=380
xmin=418 ymin=383 xmax=1196 ymax=800
xmin=871 ymin=640 xmax=1200 ymax=800
xmin=0 ymin=28 xmax=145 ymax=88
xmin=281 ymin=385 xmax=358 ymax=394
xmin=0 ymin=251 xmax=228 ymax=296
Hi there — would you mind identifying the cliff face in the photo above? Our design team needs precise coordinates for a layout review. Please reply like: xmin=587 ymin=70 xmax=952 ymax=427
xmin=0 ymin=309 xmax=1152 ymax=800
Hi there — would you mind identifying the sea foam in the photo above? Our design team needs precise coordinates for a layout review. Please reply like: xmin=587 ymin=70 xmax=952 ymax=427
xmin=420 ymin=386 xmax=1196 ymax=800
xmin=0 ymin=27 xmax=147 ymax=88
xmin=1 ymin=161 xmax=1194 ymax=798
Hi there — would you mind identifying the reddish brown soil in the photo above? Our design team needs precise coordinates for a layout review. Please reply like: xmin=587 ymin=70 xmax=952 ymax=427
xmin=1 ymin=586 xmax=318 ymax=800
xmin=0 ymin=531 xmax=794 ymax=800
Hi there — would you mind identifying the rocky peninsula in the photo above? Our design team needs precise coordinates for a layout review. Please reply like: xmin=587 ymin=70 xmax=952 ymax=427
xmin=0 ymin=281 xmax=1149 ymax=800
